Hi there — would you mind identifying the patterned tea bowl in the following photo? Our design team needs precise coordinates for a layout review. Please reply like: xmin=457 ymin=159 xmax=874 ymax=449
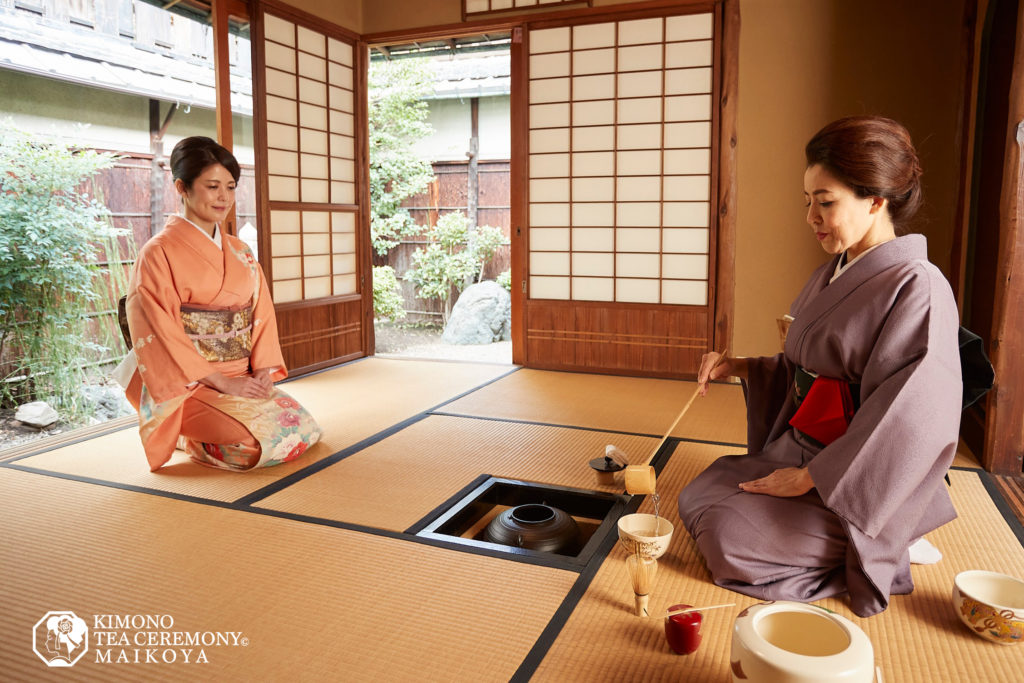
xmin=952 ymin=570 xmax=1024 ymax=645
xmin=617 ymin=513 xmax=674 ymax=559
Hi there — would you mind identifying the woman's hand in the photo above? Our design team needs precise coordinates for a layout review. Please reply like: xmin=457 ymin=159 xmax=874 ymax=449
xmin=251 ymin=367 xmax=275 ymax=394
xmin=697 ymin=353 xmax=748 ymax=396
xmin=200 ymin=372 xmax=272 ymax=399
xmin=739 ymin=467 xmax=814 ymax=497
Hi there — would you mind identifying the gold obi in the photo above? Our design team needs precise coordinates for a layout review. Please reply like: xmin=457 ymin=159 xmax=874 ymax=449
xmin=180 ymin=303 xmax=253 ymax=362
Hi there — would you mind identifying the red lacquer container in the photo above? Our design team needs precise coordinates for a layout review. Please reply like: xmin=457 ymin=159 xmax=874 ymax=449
xmin=665 ymin=603 xmax=703 ymax=655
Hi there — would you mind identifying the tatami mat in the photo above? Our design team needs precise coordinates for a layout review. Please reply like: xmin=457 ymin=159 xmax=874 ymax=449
xmin=532 ymin=444 xmax=1024 ymax=682
xmin=8 ymin=358 xmax=513 ymax=502
xmin=0 ymin=467 xmax=577 ymax=682
xmin=255 ymin=414 xmax=657 ymax=530
xmin=440 ymin=369 xmax=747 ymax=446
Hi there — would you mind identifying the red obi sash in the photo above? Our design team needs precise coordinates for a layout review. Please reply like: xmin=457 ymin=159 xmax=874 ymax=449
xmin=789 ymin=376 xmax=856 ymax=446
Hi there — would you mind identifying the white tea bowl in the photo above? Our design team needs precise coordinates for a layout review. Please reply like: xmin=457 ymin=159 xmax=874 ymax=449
xmin=617 ymin=513 xmax=674 ymax=559
xmin=952 ymin=570 xmax=1024 ymax=645
xmin=730 ymin=601 xmax=874 ymax=683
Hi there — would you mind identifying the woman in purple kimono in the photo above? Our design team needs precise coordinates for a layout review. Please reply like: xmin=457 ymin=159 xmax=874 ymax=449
xmin=678 ymin=116 xmax=962 ymax=617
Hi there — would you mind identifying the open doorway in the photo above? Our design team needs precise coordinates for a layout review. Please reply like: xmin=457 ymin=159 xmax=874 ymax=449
xmin=367 ymin=34 xmax=513 ymax=364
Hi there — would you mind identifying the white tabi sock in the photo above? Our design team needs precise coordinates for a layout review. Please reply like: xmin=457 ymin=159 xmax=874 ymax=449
xmin=909 ymin=537 xmax=942 ymax=565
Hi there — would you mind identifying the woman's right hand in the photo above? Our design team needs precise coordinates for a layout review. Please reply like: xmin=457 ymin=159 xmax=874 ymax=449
xmin=697 ymin=353 xmax=747 ymax=396
xmin=200 ymin=372 xmax=272 ymax=399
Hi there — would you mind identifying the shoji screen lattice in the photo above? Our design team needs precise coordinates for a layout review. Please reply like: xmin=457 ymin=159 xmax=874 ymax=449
xmin=528 ymin=13 xmax=713 ymax=305
xmin=262 ymin=12 xmax=358 ymax=304
xmin=518 ymin=7 xmax=723 ymax=377
xmin=255 ymin=4 xmax=368 ymax=374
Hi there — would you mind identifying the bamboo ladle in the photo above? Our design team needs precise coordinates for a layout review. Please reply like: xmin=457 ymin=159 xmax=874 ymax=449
xmin=621 ymin=349 xmax=729 ymax=495
xmin=663 ymin=603 xmax=736 ymax=619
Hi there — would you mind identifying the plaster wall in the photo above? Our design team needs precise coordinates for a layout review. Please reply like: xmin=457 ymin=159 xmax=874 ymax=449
xmin=286 ymin=0 xmax=362 ymax=32
xmin=0 ymin=69 xmax=256 ymax=163
xmin=734 ymin=0 xmax=965 ymax=356
xmin=415 ymin=96 xmax=512 ymax=162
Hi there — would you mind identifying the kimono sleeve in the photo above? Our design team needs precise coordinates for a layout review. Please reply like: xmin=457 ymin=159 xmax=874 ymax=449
xmin=807 ymin=265 xmax=962 ymax=539
xmin=742 ymin=353 xmax=796 ymax=453
xmin=248 ymin=263 xmax=287 ymax=382
xmin=126 ymin=243 xmax=216 ymax=404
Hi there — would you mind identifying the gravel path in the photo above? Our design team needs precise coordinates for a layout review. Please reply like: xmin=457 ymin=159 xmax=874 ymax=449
xmin=373 ymin=322 xmax=513 ymax=364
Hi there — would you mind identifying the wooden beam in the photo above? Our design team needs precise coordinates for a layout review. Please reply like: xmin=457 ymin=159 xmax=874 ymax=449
xmin=983 ymin=1 xmax=1024 ymax=475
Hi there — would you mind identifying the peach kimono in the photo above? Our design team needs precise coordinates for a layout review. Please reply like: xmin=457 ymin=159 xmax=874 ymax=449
xmin=117 ymin=216 xmax=321 ymax=471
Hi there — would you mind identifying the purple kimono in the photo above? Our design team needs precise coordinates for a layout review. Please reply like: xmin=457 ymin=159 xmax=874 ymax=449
xmin=678 ymin=235 xmax=962 ymax=617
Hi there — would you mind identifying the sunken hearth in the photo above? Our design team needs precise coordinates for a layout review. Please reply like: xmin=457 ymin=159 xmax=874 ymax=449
xmin=411 ymin=476 xmax=628 ymax=569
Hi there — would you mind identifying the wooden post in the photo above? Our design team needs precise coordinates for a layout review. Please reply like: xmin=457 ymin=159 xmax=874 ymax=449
xmin=468 ymin=97 xmax=480 ymax=232
xmin=149 ymin=100 xmax=163 ymax=239
xmin=714 ymin=0 xmax=739 ymax=355
xmin=949 ymin=0 xmax=980 ymax=312
xmin=510 ymin=26 xmax=526 ymax=365
xmin=983 ymin=2 xmax=1024 ymax=475
xmin=466 ymin=97 xmax=480 ymax=287
xmin=148 ymin=99 xmax=178 ymax=238
xmin=211 ymin=0 xmax=236 ymax=235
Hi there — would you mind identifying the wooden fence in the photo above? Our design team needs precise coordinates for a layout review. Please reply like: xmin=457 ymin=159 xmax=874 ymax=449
xmin=378 ymin=159 xmax=511 ymax=321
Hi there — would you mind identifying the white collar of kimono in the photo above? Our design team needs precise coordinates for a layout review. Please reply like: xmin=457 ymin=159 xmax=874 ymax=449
xmin=829 ymin=241 xmax=888 ymax=284
xmin=178 ymin=215 xmax=222 ymax=250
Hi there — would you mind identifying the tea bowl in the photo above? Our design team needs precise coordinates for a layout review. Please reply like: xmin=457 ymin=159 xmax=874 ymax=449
xmin=952 ymin=570 xmax=1024 ymax=645
xmin=617 ymin=513 xmax=673 ymax=559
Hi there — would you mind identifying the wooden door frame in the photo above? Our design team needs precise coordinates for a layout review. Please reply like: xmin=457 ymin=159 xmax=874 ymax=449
xmin=984 ymin=0 xmax=1024 ymax=475
xmin=251 ymin=0 xmax=371 ymax=376
xmin=364 ymin=0 xmax=738 ymax=372
xmin=513 ymin=0 xmax=737 ymax=375
xmin=950 ymin=0 xmax=1024 ymax=474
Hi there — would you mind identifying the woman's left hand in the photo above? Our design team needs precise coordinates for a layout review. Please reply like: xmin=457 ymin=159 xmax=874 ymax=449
xmin=739 ymin=467 xmax=814 ymax=497
xmin=252 ymin=367 xmax=274 ymax=393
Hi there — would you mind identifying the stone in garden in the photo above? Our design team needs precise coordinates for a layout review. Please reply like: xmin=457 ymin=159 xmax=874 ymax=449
xmin=81 ymin=384 xmax=135 ymax=421
xmin=442 ymin=280 xmax=511 ymax=345
xmin=15 ymin=401 xmax=59 ymax=428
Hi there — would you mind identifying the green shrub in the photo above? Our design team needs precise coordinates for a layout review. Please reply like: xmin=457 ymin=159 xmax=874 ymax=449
xmin=404 ymin=212 xmax=507 ymax=323
xmin=369 ymin=59 xmax=436 ymax=256
xmin=497 ymin=269 xmax=512 ymax=291
xmin=0 ymin=124 xmax=121 ymax=418
xmin=372 ymin=265 xmax=406 ymax=321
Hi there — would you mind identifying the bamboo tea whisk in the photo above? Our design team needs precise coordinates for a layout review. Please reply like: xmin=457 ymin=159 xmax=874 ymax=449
xmin=626 ymin=549 xmax=657 ymax=617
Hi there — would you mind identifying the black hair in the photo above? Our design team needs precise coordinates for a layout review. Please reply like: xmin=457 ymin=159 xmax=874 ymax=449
xmin=169 ymin=136 xmax=241 ymax=188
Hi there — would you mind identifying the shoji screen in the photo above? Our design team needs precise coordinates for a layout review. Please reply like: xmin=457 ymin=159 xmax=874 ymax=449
xmin=255 ymin=5 xmax=368 ymax=374
xmin=520 ymin=7 xmax=722 ymax=377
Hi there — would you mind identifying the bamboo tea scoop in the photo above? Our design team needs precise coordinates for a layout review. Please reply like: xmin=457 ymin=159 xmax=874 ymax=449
xmin=664 ymin=603 xmax=736 ymax=618
xmin=623 ymin=349 xmax=728 ymax=496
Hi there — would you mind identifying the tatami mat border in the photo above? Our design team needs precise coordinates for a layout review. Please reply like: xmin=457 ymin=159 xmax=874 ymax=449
xmin=510 ymin=491 xmax=645 ymax=683
xmin=952 ymin=465 xmax=1024 ymax=547
xmin=1 ymin=457 xmax=606 ymax=577
xmin=235 ymin=365 xmax=521 ymax=505
xmin=506 ymin=436 xmax=689 ymax=680
xmin=430 ymin=410 xmax=748 ymax=449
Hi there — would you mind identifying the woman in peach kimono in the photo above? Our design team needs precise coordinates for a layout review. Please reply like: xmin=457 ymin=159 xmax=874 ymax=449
xmin=116 ymin=136 xmax=321 ymax=471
